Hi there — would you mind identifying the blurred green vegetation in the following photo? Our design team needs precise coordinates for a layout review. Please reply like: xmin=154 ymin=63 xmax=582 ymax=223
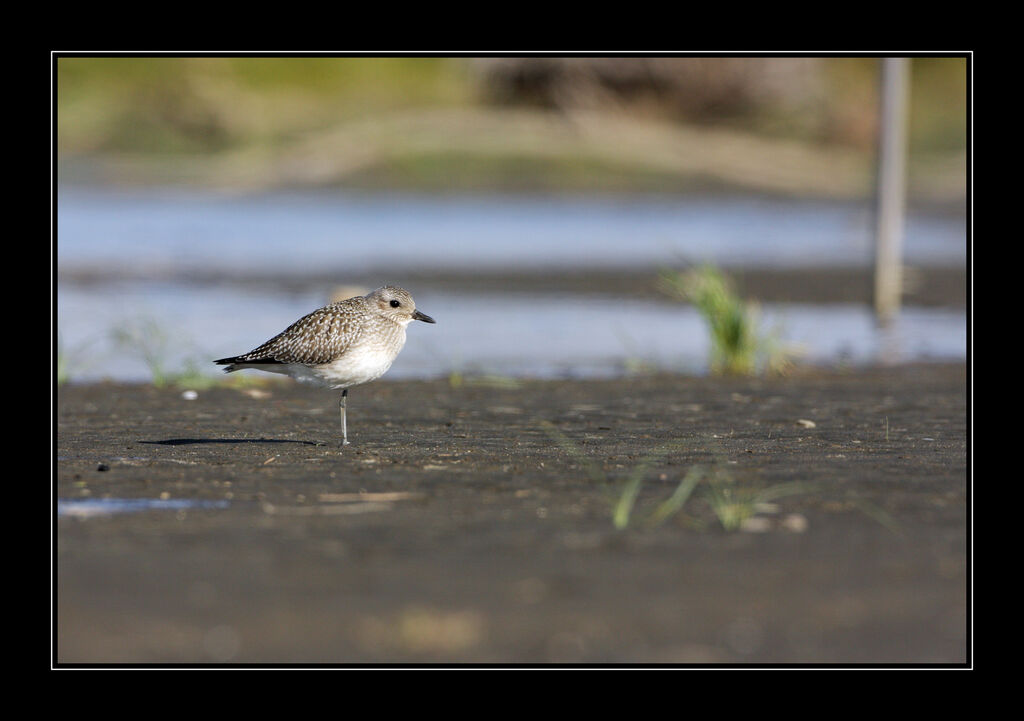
xmin=908 ymin=57 xmax=970 ymax=153
xmin=56 ymin=56 xmax=967 ymax=200
xmin=57 ymin=57 xmax=475 ymax=154
xmin=658 ymin=265 xmax=796 ymax=376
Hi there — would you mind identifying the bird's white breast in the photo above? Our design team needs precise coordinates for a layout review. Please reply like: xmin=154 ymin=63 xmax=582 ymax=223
xmin=306 ymin=327 xmax=407 ymax=389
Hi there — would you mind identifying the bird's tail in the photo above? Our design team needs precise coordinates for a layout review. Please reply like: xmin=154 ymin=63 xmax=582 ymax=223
xmin=214 ymin=357 xmax=241 ymax=373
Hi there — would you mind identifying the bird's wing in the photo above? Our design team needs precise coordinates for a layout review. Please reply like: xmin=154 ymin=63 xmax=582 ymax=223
xmin=231 ymin=302 xmax=365 ymax=366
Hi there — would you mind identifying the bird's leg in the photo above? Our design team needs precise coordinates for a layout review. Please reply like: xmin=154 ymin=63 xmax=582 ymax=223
xmin=340 ymin=388 xmax=350 ymax=446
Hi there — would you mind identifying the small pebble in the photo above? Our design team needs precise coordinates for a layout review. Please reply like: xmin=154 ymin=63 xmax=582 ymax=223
xmin=796 ymin=419 xmax=817 ymax=428
xmin=182 ymin=390 xmax=198 ymax=400
xmin=739 ymin=517 xmax=772 ymax=533
xmin=96 ymin=463 xmax=109 ymax=472
xmin=781 ymin=513 xmax=809 ymax=533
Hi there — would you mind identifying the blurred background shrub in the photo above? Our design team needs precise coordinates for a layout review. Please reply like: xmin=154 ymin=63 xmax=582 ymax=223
xmin=56 ymin=56 xmax=967 ymax=203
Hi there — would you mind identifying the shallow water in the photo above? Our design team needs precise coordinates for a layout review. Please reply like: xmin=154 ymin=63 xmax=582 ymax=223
xmin=57 ymin=498 xmax=230 ymax=518
xmin=55 ymin=187 xmax=967 ymax=382
xmin=57 ymin=187 xmax=966 ymax=275
xmin=57 ymin=281 xmax=966 ymax=383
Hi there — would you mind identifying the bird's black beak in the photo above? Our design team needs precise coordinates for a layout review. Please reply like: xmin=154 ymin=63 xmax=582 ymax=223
xmin=413 ymin=310 xmax=436 ymax=324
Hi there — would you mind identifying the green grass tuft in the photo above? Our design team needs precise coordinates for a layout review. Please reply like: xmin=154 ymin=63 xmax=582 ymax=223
xmin=659 ymin=264 xmax=796 ymax=376
xmin=704 ymin=471 xmax=815 ymax=531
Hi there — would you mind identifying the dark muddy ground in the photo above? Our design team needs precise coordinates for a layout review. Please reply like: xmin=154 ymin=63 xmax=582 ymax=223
xmin=54 ymin=362 xmax=968 ymax=666
xmin=60 ymin=265 xmax=968 ymax=309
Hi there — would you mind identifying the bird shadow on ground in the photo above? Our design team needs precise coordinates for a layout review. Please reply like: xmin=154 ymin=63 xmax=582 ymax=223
xmin=140 ymin=438 xmax=324 ymax=446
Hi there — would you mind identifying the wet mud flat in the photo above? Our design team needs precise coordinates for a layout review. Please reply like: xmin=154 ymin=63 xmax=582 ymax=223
xmin=69 ymin=265 xmax=968 ymax=309
xmin=55 ymin=363 xmax=968 ymax=665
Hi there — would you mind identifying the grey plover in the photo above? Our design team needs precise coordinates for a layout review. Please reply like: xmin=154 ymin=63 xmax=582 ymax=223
xmin=215 ymin=286 xmax=435 ymax=446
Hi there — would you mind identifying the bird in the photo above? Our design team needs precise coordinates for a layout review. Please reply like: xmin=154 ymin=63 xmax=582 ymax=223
xmin=215 ymin=286 xmax=435 ymax=446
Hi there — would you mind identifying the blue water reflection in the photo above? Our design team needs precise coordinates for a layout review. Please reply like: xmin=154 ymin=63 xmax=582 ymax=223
xmin=57 ymin=187 xmax=966 ymax=275
xmin=55 ymin=187 xmax=967 ymax=382
xmin=58 ymin=498 xmax=230 ymax=517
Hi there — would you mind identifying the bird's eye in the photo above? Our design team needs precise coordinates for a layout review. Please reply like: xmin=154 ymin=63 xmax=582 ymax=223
xmin=390 ymin=300 xmax=401 ymax=308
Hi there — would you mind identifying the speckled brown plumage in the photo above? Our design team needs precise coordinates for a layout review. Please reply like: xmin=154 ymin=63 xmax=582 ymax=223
xmin=224 ymin=298 xmax=373 ymax=367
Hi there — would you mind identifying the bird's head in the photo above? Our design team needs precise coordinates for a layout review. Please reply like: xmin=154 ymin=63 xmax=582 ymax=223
xmin=368 ymin=286 xmax=436 ymax=326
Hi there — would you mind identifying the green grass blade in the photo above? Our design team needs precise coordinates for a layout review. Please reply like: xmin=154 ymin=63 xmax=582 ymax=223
xmin=847 ymin=497 xmax=903 ymax=536
xmin=647 ymin=465 xmax=705 ymax=527
xmin=612 ymin=445 xmax=677 ymax=530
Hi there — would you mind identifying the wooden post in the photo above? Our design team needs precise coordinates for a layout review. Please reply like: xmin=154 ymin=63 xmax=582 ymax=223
xmin=874 ymin=57 xmax=910 ymax=325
